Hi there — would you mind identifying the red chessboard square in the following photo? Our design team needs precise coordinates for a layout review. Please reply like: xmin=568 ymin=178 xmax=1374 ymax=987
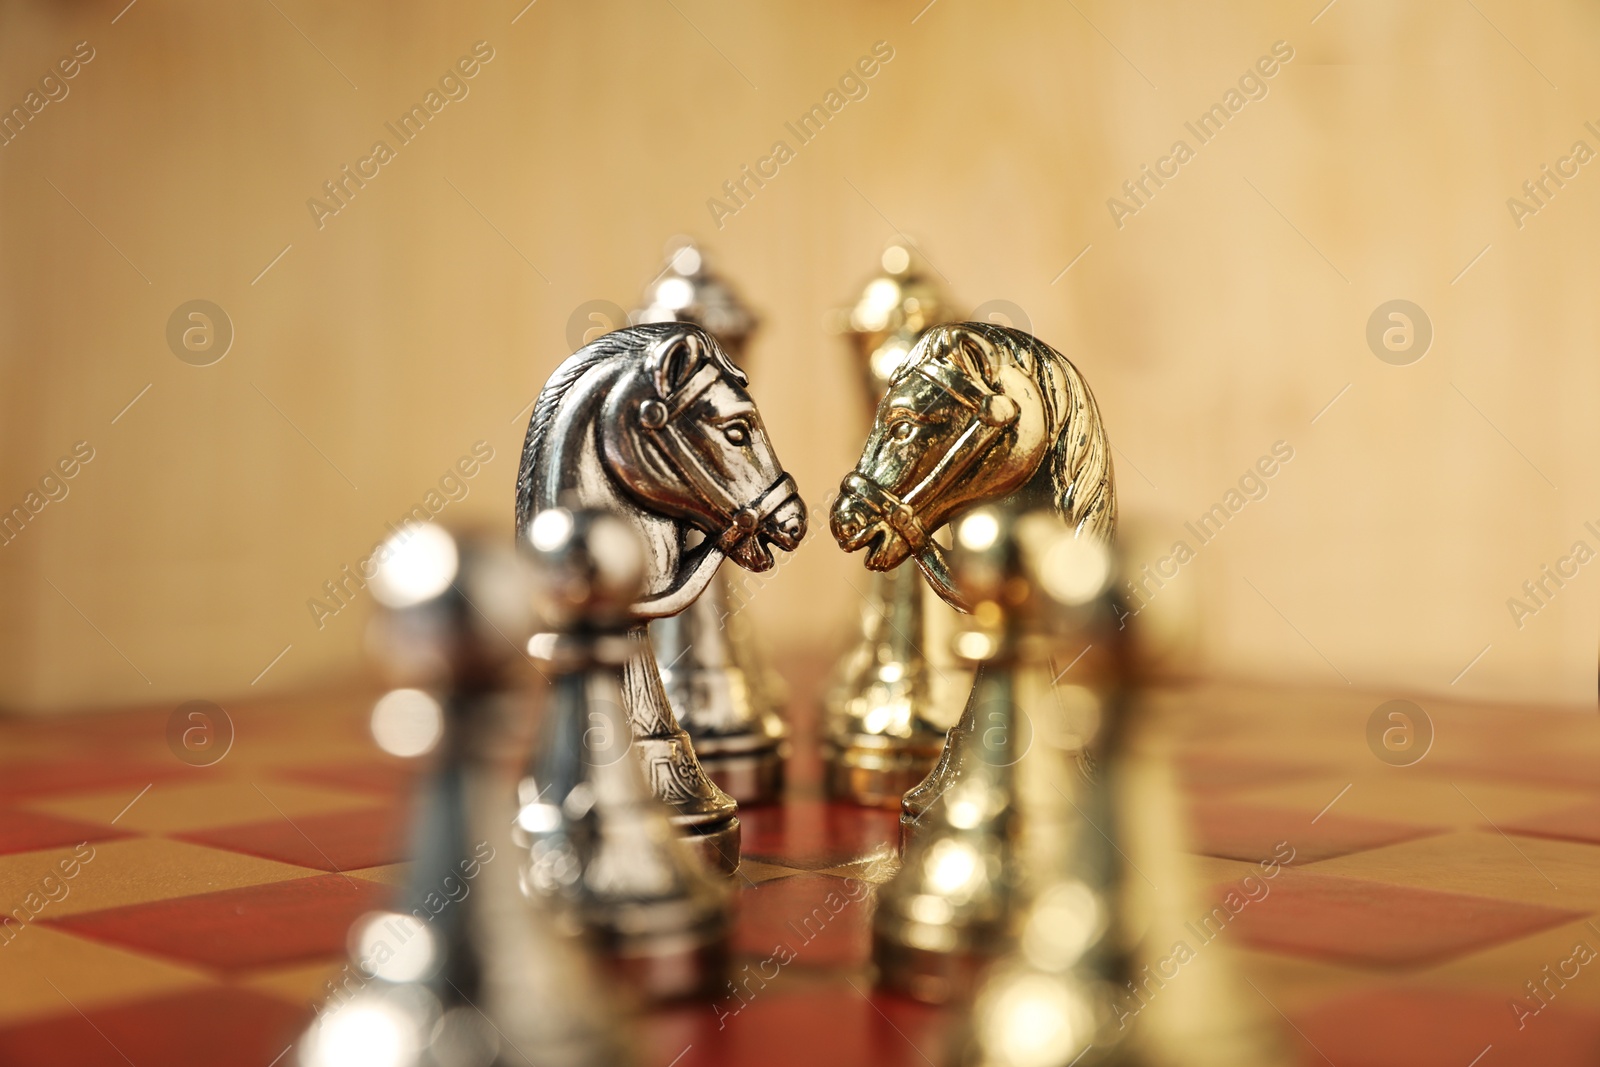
xmin=740 ymin=800 xmax=898 ymax=871
xmin=641 ymin=981 xmax=947 ymax=1067
xmin=0 ymin=759 xmax=188 ymax=800
xmin=1502 ymin=801 xmax=1600 ymax=847
xmin=0 ymin=808 xmax=131 ymax=856
xmin=1190 ymin=800 xmax=1440 ymax=864
xmin=1293 ymin=987 xmax=1600 ymax=1067
xmin=47 ymin=874 xmax=387 ymax=972
xmin=734 ymin=874 xmax=874 ymax=968
xmin=175 ymin=806 xmax=406 ymax=872
xmin=0 ymin=986 xmax=308 ymax=1067
xmin=1212 ymin=870 xmax=1587 ymax=968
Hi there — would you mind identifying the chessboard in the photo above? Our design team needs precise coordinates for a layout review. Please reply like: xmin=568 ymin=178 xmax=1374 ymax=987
xmin=3 ymin=668 xmax=1600 ymax=1067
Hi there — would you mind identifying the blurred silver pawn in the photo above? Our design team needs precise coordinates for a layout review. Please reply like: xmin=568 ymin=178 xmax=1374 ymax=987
xmin=515 ymin=506 xmax=731 ymax=1001
xmin=636 ymin=239 xmax=791 ymax=804
xmin=298 ymin=524 xmax=630 ymax=1067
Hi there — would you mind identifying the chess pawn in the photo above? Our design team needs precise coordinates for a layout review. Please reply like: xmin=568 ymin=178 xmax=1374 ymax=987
xmin=515 ymin=506 xmax=732 ymax=1001
xmin=636 ymin=239 xmax=791 ymax=804
xmin=824 ymin=242 xmax=969 ymax=806
xmin=954 ymin=538 xmax=1292 ymax=1067
xmin=873 ymin=504 xmax=1078 ymax=1005
xmin=298 ymin=523 xmax=630 ymax=1067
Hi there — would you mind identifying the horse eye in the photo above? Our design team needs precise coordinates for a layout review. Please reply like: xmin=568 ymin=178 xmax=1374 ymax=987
xmin=723 ymin=424 xmax=750 ymax=446
xmin=891 ymin=422 xmax=915 ymax=441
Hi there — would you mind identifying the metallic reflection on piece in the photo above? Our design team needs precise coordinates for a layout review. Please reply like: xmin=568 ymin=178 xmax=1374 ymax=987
xmin=872 ymin=505 xmax=1089 ymax=1005
xmin=824 ymin=243 xmax=967 ymax=807
xmin=516 ymin=321 xmax=809 ymax=872
xmin=636 ymin=240 xmax=790 ymax=805
xmin=516 ymin=507 xmax=731 ymax=1001
xmin=633 ymin=238 xmax=758 ymax=361
xmin=956 ymin=545 xmax=1292 ymax=1067
xmin=830 ymin=321 xmax=1117 ymax=606
xmin=652 ymin=582 xmax=789 ymax=804
xmin=828 ymin=320 xmax=1117 ymax=846
xmin=298 ymin=525 xmax=630 ymax=1067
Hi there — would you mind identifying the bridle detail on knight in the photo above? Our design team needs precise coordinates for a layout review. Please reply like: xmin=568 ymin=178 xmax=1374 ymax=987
xmin=839 ymin=357 xmax=1020 ymax=556
xmin=618 ymin=337 xmax=800 ymax=559
xmin=519 ymin=323 xmax=806 ymax=620
xmin=831 ymin=322 xmax=1115 ymax=611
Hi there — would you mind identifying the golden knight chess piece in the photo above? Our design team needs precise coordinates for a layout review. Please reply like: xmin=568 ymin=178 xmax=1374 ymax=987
xmin=635 ymin=240 xmax=791 ymax=805
xmin=515 ymin=506 xmax=731 ymax=1001
xmin=822 ymin=243 xmax=970 ymax=807
xmin=296 ymin=524 xmax=631 ymax=1067
xmin=515 ymin=321 xmax=807 ymax=874
xmin=830 ymin=319 xmax=1114 ymax=1000
xmin=829 ymin=321 xmax=1116 ymax=849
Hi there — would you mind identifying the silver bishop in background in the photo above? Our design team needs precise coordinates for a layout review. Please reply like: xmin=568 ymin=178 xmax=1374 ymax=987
xmin=635 ymin=238 xmax=792 ymax=805
xmin=297 ymin=523 xmax=630 ymax=1067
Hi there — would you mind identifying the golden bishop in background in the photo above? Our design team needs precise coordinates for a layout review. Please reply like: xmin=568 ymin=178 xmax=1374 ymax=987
xmin=822 ymin=242 xmax=971 ymax=807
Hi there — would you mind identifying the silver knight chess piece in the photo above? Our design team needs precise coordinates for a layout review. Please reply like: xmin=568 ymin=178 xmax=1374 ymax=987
xmin=297 ymin=524 xmax=631 ymax=1067
xmin=635 ymin=240 xmax=791 ymax=804
xmin=515 ymin=322 xmax=807 ymax=874
xmin=829 ymin=321 xmax=1116 ymax=848
xmin=823 ymin=244 xmax=968 ymax=807
xmin=516 ymin=506 xmax=731 ymax=1001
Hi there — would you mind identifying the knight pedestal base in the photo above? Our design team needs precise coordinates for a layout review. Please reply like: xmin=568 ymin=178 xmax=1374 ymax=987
xmin=631 ymin=730 xmax=743 ymax=876
xmin=693 ymin=732 xmax=788 ymax=809
xmin=676 ymin=815 xmax=742 ymax=876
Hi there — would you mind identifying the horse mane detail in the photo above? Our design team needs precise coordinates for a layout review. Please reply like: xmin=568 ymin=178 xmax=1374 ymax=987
xmin=910 ymin=322 xmax=1117 ymax=542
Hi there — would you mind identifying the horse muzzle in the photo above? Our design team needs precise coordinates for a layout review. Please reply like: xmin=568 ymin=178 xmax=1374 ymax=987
xmin=762 ymin=493 xmax=807 ymax=552
xmin=721 ymin=482 xmax=806 ymax=573
xmin=830 ymin=483 xmax=915 ymax=572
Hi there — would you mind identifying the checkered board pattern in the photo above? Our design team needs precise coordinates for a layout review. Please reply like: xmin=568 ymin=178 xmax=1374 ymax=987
xmin=4 ymin=675 xmax=1600 ymax=1067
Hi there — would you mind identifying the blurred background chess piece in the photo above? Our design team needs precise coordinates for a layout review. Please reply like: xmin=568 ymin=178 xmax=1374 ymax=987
xmin=822 ymin=242 xmax=970 ymax=807
xmin=515 ymin=506 xmax=731 ymax=1001
xmin=635 ymin=238 xmax=792 ymax=805
xmin=870 ymin=504 xmax=1043 ymax=1005
xmin=955 ymin=533 xmax=1292 ymax=1067
xmin=297 ymin=523 xmax=631 ymax=1067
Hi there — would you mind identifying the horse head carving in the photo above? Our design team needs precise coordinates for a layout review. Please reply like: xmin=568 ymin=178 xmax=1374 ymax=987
xmin=830 ymin=322 xmax=1114 ymax=610
xmin=517 ymin=323 xmax=806 ymax=620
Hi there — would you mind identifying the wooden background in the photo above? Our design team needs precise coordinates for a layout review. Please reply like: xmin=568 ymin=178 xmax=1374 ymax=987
xmin=2 ymin=0 xmax=1597 ymax=713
